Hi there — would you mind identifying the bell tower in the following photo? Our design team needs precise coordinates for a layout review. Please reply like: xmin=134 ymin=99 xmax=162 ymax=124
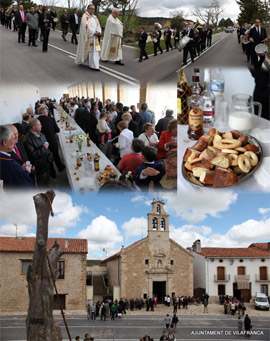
xmin=147 ymin=198 xmax=169 ymax=240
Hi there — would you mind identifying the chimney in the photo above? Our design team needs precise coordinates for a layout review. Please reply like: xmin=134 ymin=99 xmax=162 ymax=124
xmin=192 ymin=239 xmax=201 ymax=253
xmin=65 ymin=239 xmax=69 ymax=249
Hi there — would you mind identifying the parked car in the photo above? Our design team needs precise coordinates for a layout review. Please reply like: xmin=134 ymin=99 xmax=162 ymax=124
xmin=254 ymin=293 xmax=269 ymax=310
xmin=225 ymin=26 xmax=234 ymax=33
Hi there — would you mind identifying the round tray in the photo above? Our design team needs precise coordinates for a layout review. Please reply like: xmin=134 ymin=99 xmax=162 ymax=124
xmin=182 ymin=135 xmax=263 ymax=188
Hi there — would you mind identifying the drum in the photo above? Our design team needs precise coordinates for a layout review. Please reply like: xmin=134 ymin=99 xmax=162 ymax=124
xmin=240 ymin=35 xmax=249 ymax=45
xmin=53 ymin=17 xmax=58 ymax=23
xmin=255 ymin=43 xmax=268 ymax=56
xmin=177 ymin=36 xmax=190 ymax=52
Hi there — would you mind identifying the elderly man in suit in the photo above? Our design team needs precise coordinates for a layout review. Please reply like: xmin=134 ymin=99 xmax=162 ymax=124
xmin=15 ymin=4 xmax=27 ymax=43
xmin=249 ymin=18 xmax=268 ymax=69
xmin=0 ymin=125 xmax=35 ymax=189
xmin=24 ymin=119 xmax=54 ymax=187
xmin=37 ymin=107 xmax=65 ymax=175
xmin=69 ymin=8 xmax=79 ymax=44
xmin=138 ymin=27 xmax=148 ymax=63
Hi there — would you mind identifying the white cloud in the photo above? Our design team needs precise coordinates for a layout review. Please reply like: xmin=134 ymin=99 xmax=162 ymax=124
xmin=77 ymin=215 xmax=124 ymax=254
xmin=171 ymin=218 xmax=270 ymax=249
xmin=259 ymin=208 xmax=270 ymax=219
xmin=162 ymin=192 xmax=237 ymax=224
xmin=122 ymin=217 xmax=148 ymax=240
xmin=137 ymin=0 xmax=240 ymax=21
xmin=0 ymin=190 xmax=83 ymax=236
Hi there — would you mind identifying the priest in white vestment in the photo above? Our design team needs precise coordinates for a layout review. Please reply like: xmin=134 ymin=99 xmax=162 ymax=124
xmin=75 ymin=4 xmax=101 ymax=70
xmin=100 ymin=9 xmax=124 ymax=65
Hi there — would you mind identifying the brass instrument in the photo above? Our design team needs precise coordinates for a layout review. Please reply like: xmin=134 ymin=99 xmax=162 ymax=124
xmin=192 ymin=19 xmax=201 ymax=36
xmin=5 ymin=3 xmax=14 ymax=17
xmin=150 ymin=22 xmax=162 ymax=43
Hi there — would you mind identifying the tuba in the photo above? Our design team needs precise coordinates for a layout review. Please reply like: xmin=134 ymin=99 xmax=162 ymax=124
xmin=193 ymin=19 xmax=201 ymax=36
xmin=5 ymin=3 xmax=14 ymax=17
xmin=150 ymin=22 xmax=162 ymax=43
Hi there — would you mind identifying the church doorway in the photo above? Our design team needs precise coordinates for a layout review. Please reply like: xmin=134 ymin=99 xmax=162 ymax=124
xmin=153 ymin=281 xmax=166 ymax=302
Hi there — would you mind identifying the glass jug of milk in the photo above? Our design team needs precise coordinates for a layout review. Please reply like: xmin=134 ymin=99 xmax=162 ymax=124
xmin=228 ymin=94 xmax=262 ymax=134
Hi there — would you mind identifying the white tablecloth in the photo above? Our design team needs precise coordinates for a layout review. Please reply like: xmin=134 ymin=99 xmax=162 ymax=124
xmin=55 ymin=110 xmax=121 ymax=192
xmin=177 ymin=118 xmax=270 ymax=193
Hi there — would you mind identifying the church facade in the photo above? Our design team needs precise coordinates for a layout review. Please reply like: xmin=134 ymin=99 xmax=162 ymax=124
xmin=102 ymin=199 xmax=193 ymax=300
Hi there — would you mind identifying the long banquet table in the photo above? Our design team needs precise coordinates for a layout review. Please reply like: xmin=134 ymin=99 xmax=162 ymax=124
xmin=55 ymin=109 xmax=121 ymax=192
xmin=177 ymin=117 xmax=270 ymax=192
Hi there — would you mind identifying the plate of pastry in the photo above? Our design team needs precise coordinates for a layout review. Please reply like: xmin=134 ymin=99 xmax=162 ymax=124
xmin=182 ymin=128 xmax=263 ymax=188
xmin=97 ymin=165 xmax=118 ymax=186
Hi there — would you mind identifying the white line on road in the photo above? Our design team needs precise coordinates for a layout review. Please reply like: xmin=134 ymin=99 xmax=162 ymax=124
xmin=47 ymin=43 xmax=139 ymax=85
xmin=178 ymin=35 xmax=228 ymax=70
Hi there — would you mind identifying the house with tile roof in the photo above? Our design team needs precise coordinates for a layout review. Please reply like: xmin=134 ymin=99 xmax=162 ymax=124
xmin=101 ymin=199 xmax=194 ymax=301
xmin=190 ymin=240 xmax=270 ymax=302
xmin=0 ymin=237 xmax=88 ymax=312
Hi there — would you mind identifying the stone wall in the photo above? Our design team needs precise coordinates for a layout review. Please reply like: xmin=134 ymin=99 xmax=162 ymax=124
xmin=0 ymin=252 xmax=87 ymax=312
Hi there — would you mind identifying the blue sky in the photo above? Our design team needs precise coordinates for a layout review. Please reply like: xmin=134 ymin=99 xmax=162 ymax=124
xmin=0 ymin=190 xmax=269 ymax=259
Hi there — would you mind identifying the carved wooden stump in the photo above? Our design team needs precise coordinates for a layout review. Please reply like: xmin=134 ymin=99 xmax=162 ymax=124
xmin=26 ymin=190 xmax=63 ymax=341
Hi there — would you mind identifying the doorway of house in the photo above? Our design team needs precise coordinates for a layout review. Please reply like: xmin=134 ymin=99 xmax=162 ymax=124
xmin=153 ymin=281 xmax=166 ymax=303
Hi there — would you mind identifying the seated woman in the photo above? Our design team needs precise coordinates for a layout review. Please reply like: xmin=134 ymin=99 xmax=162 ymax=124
xmin=138 ymin=123 xmax=159 ymax=149
xmin=156 ymin=119 xmax=177 ymax=160
xmin=138 ymin=149 xmax=177 ymax=191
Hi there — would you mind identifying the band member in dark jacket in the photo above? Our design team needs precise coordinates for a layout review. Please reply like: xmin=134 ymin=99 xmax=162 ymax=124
xmin=164 ymin=26 xmax=173 ymax=51
xmin=50 ymin=7 xmax=57 ymax=30
xmin=182 ymin=24 xmax=194 ymax=65
xmin=249 ymin=18 xmax=268 ymax=70
xmin=151 ymin=23 xmax=163 ymax=56
xmin=206 ymin=26 xmax=212 ymax=47
xmin=14 ymin=4 xmax=27 ymax=43
xmin=138 ymin=27 xmax=148 ymax=63
xmin=69 ymin=8 xmax=79 ymax=44
xmin=60 ymin=9 xmax=69 ymax=41
xmin=39 ymin=7 xmax=51 ymax=52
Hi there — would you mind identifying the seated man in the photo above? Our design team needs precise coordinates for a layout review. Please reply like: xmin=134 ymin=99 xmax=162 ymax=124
xmin=0 ymin=125 xmax=35 ymax=189
xmin=21 ymin=113 xmax=31 ymax=135
xmin=134 ymin=145 xmax=163 ymax=188
xmin=160 ymin=331 xmax=168 ymax=340
xmin=118 ymin=138 xmax=144 ymax=176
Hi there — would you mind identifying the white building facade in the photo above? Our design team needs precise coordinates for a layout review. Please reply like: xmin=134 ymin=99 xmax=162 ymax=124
xmin=191 ymin=241 xmax=270 ymax=302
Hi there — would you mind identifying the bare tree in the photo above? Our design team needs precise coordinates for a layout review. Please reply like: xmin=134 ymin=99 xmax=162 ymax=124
xmin=192 ymin=0 xmax=223 ymax=28
xmin=26 ymin=191 xmax=64 ymax=341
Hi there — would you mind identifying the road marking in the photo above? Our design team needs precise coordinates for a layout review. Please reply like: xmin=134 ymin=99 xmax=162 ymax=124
xmin=47 ymin=43 xmax=139 ymax=85
xmin=178 ymin=35 xmax=228 ymax=70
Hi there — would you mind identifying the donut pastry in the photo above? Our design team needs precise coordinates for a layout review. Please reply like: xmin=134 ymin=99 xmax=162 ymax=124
xmin=244 ymin=151 xmax=258 ymax=167
xmin=238 ymin=154 xmax=251 ymax=173
xmin=214 ymin=138 xmax=241 ymax=150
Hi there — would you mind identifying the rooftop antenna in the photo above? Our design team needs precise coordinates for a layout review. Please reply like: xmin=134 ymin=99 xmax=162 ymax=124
xmin=15 ymin=224 xmax=18 ymax=238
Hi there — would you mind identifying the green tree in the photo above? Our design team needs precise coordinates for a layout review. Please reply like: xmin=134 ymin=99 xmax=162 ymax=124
xmin=236 ymin=0 xmax=269 ymax=24
xmin=224 ymin=18 xmax=234 ymax=26
xmin=0 ymin=0 xmax=13 ymax=8
xmin=170 ymin=10 xmax=185 ymax=30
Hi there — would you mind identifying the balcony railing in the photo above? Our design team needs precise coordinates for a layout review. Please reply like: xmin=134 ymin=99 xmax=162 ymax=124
xmin=255 ymin=274 xmax=269 ymax=282
xmin=214 ymin=274 xmax=230 ymax=282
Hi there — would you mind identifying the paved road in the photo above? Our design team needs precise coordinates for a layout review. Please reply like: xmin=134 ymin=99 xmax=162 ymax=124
xmin=0 ymin=27 xmax=139 ymax=87
xmin=1 ymin=27 xmax=249 ymax=88
xmin=1 ymin=315 xmax=269 ymax=340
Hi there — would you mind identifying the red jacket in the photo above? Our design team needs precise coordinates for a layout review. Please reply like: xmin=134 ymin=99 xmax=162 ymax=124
xmin=157 ymin=130 xmax=172 ymax=159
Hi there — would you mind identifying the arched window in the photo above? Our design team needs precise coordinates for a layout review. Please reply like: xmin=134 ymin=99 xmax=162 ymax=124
xmin=152 ymin=217 xmax=158 ymax=230
xmin=157 ymin=204 xmax=161 ymax=214
xmin=157 ymin=260 xmax=162 ymax=268
xmin=160 ymin=218 xmax=165 ymax=231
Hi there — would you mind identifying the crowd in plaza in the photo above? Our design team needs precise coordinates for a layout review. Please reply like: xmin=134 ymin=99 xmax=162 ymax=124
xmin=0 ymin=96 xmax=177 ymax=191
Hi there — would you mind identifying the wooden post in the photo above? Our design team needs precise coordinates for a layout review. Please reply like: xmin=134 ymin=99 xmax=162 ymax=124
xmin=26 ymin=191 xmax=63 ymax=341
